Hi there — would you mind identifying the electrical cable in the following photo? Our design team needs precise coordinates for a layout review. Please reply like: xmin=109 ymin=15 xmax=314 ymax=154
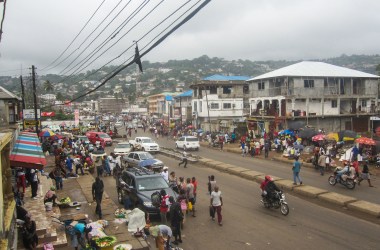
xmin=41 ymin=0 xmax=106 ymax=71
xmin=46 ymin=0 xmax=128 ymax=73
xmin=0 ymin=0 xmax=8 ymax=45
xmin=60 ymin=0 xmax=151 ymax=77
xmin=42 ymin=0 xmax=210 ymax=109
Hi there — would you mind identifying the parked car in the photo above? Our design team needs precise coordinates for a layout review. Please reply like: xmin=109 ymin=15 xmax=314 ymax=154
xmin=129 ymin=137 xmax=160 ymax=153
xmin=114 ymin=121 xmax=123 ymax=127
xmin=175 ymin=136 xmax=200 ymax=151
xmin=113 ymin=141 xmax=133 ymax=156
xmin=122 ymin=151 xmax=163 ymax=168
xmin=116 ymin=168 xmax=177 ymax=215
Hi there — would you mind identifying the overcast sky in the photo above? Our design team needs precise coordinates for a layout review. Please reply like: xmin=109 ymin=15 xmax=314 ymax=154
xmin=1 ymin=0 xmax=380 ymax=76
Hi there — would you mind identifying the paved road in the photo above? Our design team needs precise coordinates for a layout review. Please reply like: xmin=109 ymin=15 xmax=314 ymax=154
xmin=42 ymin=124 xmax=379 ymax=250
xmin=144 ymin=133 xmax=379 ymax=205
xmin=102 ymin=139 xmax=379 ymax=250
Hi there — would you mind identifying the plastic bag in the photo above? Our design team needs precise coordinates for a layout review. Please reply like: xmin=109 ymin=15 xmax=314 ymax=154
xmin=187 ymin=202 xmax=193 ymax=211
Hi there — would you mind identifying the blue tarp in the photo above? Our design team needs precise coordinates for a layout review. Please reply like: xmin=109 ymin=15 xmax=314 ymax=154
xmin=174 ymin=90 xmax=193 ymax=98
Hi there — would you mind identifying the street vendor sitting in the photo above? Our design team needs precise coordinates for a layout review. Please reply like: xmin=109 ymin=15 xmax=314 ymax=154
xmin=44 ymin=186 xmax=58 ymax=206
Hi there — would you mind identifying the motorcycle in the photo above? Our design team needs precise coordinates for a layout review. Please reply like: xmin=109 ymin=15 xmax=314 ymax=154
xmin=261 ymin=190 xmax=289 ymax=216
xmin=376 ymin=156 xmax=380 ymax=169
xmin=328 ymin=168 xmax=356 ymax=189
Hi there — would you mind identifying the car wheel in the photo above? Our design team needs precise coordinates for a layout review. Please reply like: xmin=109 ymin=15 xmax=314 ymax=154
xmin=176 ymin=144 xmax=179 ymax=149
xmin=195 ymin=147 xmax=199 ymax=151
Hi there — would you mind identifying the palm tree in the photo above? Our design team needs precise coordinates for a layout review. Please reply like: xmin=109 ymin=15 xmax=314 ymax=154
xmin=43 ymin=80 xmax=54 ymax=93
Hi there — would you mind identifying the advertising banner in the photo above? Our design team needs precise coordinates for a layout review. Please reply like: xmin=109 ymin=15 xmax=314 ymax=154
xmin=23 ymin=109 xmax=40 ymax=119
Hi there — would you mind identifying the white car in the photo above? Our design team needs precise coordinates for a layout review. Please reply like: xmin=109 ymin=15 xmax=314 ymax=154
xmin=175 ymin=136 xmax=200 ymax=151
xmin=113 ymin=141 xmax=133 ymax=156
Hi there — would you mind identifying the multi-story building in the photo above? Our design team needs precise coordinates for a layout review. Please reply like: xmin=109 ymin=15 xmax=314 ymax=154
xmin=99 ymin=97 xmax=127 ymax=114
xmin=173 ymin=90 xmax=193 ymax=124
xmin=147 ymin=92 xmax=177 ymax=117
xmin=190 ymin=75 xmax=250 ymax=132
xmin=0 ymin=86 xmax=21 ymax=126
xmin=246 ymin=61 xmax=380 ymax=134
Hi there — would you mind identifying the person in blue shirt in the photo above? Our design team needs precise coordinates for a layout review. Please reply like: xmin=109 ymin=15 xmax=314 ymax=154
xmin=292 ymin=157 xmax=303 ymax=185
xmin=65 ymin=156 xmax=74 ymax=177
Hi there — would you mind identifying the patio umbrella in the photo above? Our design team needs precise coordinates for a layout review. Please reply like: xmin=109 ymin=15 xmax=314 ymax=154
xmin=298 ymin=128 xmax=318 ymax=139
xmin=326 ymin=132 xmax=338 ymax=141
xmin=50 ymin=134 xmax=63 ymax=140
xmin=312 ymin=134 xmax=326 ymax=142
xmin=355 ymin=137 xmax=376 ymax=146
xmin=138 ymin=159 xmax=159 ymax=167
xmin=39 ymin=130 xmax=55 ymax=137
xmin=338 ymin=130 xmax=357 ymax=141
xmin=278 ymin=129 xmax=294 ymax=136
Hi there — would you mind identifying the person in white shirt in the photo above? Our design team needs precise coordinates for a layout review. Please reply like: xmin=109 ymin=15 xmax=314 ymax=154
xmin=210 ymin=186 xmax=223 ymax=226
xmin=161 ymin=166 xmax=169 ymax=182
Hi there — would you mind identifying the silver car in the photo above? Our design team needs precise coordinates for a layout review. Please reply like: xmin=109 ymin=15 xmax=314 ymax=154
xmin=122 ymin=151 xmax=163 ymax=168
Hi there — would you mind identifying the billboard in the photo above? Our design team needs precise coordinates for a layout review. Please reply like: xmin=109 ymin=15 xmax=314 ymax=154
xmin=23 ymin=109 xmax=41 ymax=119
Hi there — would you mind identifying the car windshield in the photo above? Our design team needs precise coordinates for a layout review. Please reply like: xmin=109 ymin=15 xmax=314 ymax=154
xmin=139 ymin=152 xmax=154 ymax=160
xmin=142 ymin=138 xmax=154 ymax=143
xmin=99 ymin=134 xmax=110 ymax=139
xmin=116 ymin=144 xmax=131 ymax=149
xmin=137 ymin=176 xmax=169 ymax=191
xmin=186 ymin=137 xmax=198 ymax=142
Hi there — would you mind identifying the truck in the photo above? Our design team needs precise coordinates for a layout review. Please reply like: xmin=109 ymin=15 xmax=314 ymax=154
xmin=129 ymin=136 xmax=160 ymax=153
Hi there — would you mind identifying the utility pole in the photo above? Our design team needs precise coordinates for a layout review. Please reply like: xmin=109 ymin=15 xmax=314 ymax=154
xmin=204 ymin=86 xmax=212 ymax=132
xmin=31 ymin=65 xmax=39 ymax=135
xmin=179 ymin=97 xmax=182 ymax=128
xmin=20 ymin=75 xmax=25 ymax=130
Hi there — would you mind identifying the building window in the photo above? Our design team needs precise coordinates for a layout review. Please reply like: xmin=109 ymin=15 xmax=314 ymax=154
xmin=210 ymin=86 xmax=217 ymax=94
xmin=199 ymin=101 xmax=202 ymax=112
xmin=223 ymin=103 xmax=232 ymax=109
xmin=361 ymin=100 xmax=367 ymax=107
xmin=258 ymin=82 xmax=265 ymax=90
xmin=223 ymin=86 xmax=232 ymax=94
xmin=304 ymin=79 xmax=314 ymax=88
xmin=194 ymin=89 xmax=197 ymax=97
xmin=210 ymin=103 xmax=219 ymax=109
xmin=331 ymin=100 xmax=337 ymax=108
xmin=194 ymin=101 xmax=197 ymax=112
xmin=243 ymin=85 xmax=249 ymax=94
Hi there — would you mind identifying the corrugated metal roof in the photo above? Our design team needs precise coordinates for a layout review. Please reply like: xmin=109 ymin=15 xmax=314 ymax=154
xmin=165 ymin=95 xmax=173 ymax=101
xmin=174 ymin=90 xmax=193 ymax=98
xmin=0 ymin=86 xmax=21 ymax=100
xmin=203 ymin=74 xmax=251 ymax=81
xmin=248 ymin=61 xmax=380 ymax=81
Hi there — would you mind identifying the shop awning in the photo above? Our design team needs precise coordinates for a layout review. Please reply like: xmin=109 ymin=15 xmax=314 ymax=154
xmin=10 ymin=132 xmax=46 ymax=169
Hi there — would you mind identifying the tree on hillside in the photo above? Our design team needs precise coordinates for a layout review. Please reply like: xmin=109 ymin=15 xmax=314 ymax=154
xmin=43 ymin=80 xmax=54 ymax=93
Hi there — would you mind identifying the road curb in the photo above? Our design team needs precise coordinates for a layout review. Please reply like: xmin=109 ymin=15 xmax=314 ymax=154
xmin=158 ymin=150 xmax=380 ymax=219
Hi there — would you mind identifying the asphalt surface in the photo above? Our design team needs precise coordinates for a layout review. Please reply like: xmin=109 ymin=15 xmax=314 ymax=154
xmin=150 ymin=134 xmax=380 ymax=205
xmin=100 ymin=128 xmax=380 ymax=250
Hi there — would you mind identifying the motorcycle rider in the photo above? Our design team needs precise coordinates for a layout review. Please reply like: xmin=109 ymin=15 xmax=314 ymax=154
xmin=261 ymin=175 xmax=280 ymax=201
xmin=260 ymin=175 xmax=271 ymax=196
xmin=336 ymin=161 xmax=350 ymax=181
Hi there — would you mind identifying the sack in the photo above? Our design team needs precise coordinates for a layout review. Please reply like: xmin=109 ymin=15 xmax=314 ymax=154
xmin=187 ymin=201 xmax=193 ymax=211
xmin=151 ymin=191 xmax=161 ymax=208
xmin=209 ymin=206 xmax=215 ymax=217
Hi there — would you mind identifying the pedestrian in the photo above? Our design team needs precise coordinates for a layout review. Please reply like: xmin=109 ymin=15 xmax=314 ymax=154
xmin=54 ymin=165 xmax=63 ymax=190
xmin=103 ymin=155 xmax=111 ymax=176
xmin=74 ymin=157 xmax=84 ymax=176
xmin=178 ymin=151 xmax=188 ymax=168
xmin=186 ymin=178 xmax=196 ymax=217
xmin=149 ymin=225 xmax=173 ymax=250
xmin=92 ymin=177 xmax=104 ymax=219
xmin=318 ymin=152 xmax=327 ymax=176
xmin=177 ymin=189 xmax=188 ymax=228
xmin=21 ymin=216 xmax=38 ymax=249
xmin=208 ymin=175 xmax=217 ymax=195
xmin=16 ymin=169 xmax=26 ymax=193
xmin=30 ymin=169 xmax=39 ymax=199
xmin=255 ymin=140 xmax=261 ymax=156
xmin=210 ymin=185 xmax=223 ymax=226
xmin=240 ymin=140 xmax=246 ymax=157
xmin=264 ymin=140 xmax=270 ymax=158
xmin=292 ymin=156 xmax=303 ymax=185
xmin=219 ymin=135 xmax=224 ymax=151
xmin=169 ymin=196 xmax=183 ymax=245
xmin=191 ymin=177 xmax=198 ymax=203
xmin=96 ymin=158 xmax=104 ymax=178
xmin=358 ymin=160 xmax=374 ymax=187
xmin=161 ymin=167 xmax=169 ymax=182
xmin=160 ymin=189 xmax=170 ymax=225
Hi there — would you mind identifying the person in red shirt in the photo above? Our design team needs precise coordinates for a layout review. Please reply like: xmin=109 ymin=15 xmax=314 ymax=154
xmin=260 ymin=175 xmax=272 ymax=196
xmin=160 ymin=189 xmax=170 ymax=225
xmin=191 ymin=177 xmax=198 ymax=203
xmin=351 ymin=160 xmax=360 ymax=178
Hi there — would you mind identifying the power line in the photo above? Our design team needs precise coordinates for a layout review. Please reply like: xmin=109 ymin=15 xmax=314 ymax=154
xmin=59 ymin=0 xmax=151 ymax=77
xmin=45 ymin=0 xmax=128 ymax=73
xmin=40 ymin=0 xmax=106 ymax=71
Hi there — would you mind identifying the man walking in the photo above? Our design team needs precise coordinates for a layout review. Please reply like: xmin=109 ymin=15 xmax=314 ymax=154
xmin=318 ymin=152 xmax=327 ymax=176
xmin=178 ymin=151 xmax=188 ymax=168
xmin=292 ymin=156 xmax=303 ymax=185
xmin=264 ymin=140 xmax=270 ymax=158
xmin=169 ymin=196 xmax=183 ymax=245
xmin=186 ymin=178 xmax=196 ymax=217
xmin=30 ymin=169 xmax=39 ymax=199
xmin=92 ymin=177 xmax=104 ymax=219
xmin=210 ymin=185 xmax=223 ymax=226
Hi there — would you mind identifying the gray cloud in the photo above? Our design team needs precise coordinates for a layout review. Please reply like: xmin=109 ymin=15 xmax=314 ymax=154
xmin=1 ymin=0 xmax=380 ymax=76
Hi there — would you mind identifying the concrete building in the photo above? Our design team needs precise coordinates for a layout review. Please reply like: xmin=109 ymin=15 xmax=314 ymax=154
xmin=0 ymin=86 xmax=21 ymax=126
xmin=246 ymin=61 xmax=380 ymax=134
xmin=190 ymin=75 xmax=251 ymax=132
xmin=147 ymin=92 xmax=177 ymax=116
xmin=99 ymin=97 xmax=127 ymax=114
xmin=173 ymin=90 xmax=193 ymax=124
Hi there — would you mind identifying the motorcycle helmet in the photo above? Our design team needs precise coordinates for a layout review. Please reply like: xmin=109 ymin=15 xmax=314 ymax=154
xmin=265 ymin=175 xmax=272 ymax=181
